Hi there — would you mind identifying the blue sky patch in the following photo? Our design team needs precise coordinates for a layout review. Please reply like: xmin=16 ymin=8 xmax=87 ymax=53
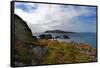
xmin=15 ymin=2 xmax=37 ymax=13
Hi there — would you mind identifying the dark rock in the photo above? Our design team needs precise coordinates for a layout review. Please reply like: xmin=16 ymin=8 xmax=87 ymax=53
xmin=63 ymin=35 xmax=70 ymax=39
xmin=15 ymin=14 xmax=33 ymax=43
xmin=32 ymin=46 xmax=49 ymax=58
xmin=55 ymin=36 xmax=60 ymax=39
xmin=14 ymin=14 xmax=49 ymax=66
xmin=39 ymin=34 xmax=52 ymax=39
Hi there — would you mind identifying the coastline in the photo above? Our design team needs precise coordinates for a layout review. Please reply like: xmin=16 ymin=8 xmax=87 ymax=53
xmin=33 ymin=32 xmax=96 ymax=47
xmin=49 ymin=38 xmax=96 ymax=48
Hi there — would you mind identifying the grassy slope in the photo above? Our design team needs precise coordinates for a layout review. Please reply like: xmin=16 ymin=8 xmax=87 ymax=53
xmin=38 ymin=40 xmax=91 ymax=64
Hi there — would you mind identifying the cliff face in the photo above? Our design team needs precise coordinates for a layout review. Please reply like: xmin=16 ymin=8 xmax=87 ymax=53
xmin=15 ymin=14 xmax=33 ymax=43
xmin=14 ymin=14 xmax=48 ymax=66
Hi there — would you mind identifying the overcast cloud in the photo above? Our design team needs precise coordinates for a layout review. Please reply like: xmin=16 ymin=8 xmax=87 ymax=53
xmin=15 ymin=2 xmax=97 ymax=33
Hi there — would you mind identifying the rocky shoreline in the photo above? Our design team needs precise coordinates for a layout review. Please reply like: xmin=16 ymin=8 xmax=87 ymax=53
xmin=14 ymin=14 xmax=97 ymax=66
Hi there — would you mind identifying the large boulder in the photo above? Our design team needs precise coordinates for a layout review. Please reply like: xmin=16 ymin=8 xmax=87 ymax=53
xmin=14 ymin=14 xmax=48 ymax=66
xmin=15 ymin=14 xmax=33 ymax=43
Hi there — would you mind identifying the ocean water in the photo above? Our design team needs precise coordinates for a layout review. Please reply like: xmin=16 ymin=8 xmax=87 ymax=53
xmin=67 ymin=33 xmax=97 ymax=47
xmin=33 ymin=33 xmax=97 ymax=47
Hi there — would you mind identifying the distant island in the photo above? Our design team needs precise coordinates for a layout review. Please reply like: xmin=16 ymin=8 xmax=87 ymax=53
xmin=45 ymin=30 xmax=75 ymax=33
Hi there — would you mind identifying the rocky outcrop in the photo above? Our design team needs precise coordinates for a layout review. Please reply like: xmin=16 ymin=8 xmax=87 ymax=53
xmin=14 ymin=14 xmax=48 ymax=66
xmin=15 ymin=14 xmax=33 ymax=43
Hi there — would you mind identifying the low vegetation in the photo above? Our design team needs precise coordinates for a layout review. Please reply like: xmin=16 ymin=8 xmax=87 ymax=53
xmin=14 ymin=14 xmax=97 ymax=66
xmin=37 ymin=40 xmax=96 ymax=64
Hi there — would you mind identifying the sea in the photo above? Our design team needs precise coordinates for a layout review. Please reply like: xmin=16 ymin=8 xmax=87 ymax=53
xmin=33 ymin=32 xmax=97 ymax=48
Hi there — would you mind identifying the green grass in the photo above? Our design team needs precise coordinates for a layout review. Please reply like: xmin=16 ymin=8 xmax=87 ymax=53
xmin=40 ymin=40 xmax=89 ymax=64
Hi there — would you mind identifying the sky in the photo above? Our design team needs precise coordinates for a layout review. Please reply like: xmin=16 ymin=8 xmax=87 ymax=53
xmin=14 ymin=2 xmax=97 ymax=33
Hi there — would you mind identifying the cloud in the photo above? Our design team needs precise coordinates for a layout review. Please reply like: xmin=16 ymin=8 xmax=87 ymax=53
xmin=15 ymin=2 xmax=37 ymax=12
xmin=15 ymin=2 xmax=96 ymax=33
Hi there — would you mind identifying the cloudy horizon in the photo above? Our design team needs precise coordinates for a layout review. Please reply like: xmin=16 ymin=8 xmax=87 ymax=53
xmin=14 ymin=2 xmax=97 ymax=33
